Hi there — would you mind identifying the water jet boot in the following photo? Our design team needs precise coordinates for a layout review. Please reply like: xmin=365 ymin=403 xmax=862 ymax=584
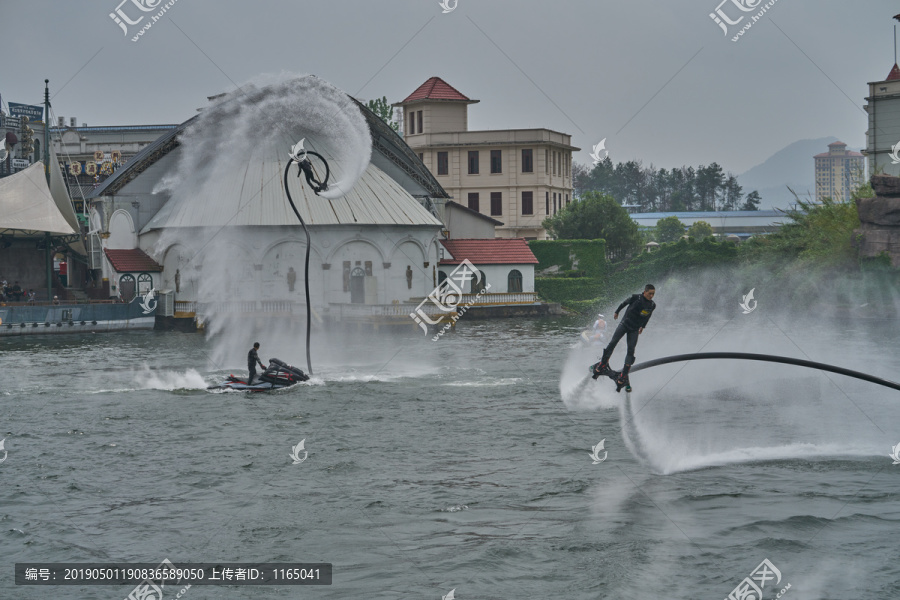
xmin=615 ymin=366 xmax=632 ymax=393
xmin=590 ymin=358 xmax=611 ymax=380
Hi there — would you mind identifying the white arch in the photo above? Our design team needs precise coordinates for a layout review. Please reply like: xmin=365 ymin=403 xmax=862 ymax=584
xmin=108 ymin=209 xmax=136 ymax=249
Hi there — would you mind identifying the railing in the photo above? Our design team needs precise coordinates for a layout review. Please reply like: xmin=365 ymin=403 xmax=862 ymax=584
xmin=457 ymin=291 xmax=539 ymax=305
xmin=408 ymin=292 xmax=540 ymax=306
xmin=330 ymin=303 xmax=450 ymax=319
xmin=176 ymin=300 xmax=302 ymax=315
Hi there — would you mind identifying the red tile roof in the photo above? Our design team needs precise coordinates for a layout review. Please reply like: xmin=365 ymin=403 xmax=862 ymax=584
xmin=887 ymin=63 xmax=900 ymax=81
xmin=439 ymin=238 xmax=538 ymax=265
xmin=401 ymin=77 xmax=475 ymax=103
xmin=105 ymin=248 xmax=163 ymax=272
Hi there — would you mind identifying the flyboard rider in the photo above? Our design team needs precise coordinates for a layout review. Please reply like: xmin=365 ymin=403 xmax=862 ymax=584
xmin=593 ymin=284 xmax=656 ymax=388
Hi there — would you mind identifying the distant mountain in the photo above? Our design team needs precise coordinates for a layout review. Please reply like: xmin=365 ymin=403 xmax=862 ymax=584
xmin=737 ymin=136 xmax=860 ymax=210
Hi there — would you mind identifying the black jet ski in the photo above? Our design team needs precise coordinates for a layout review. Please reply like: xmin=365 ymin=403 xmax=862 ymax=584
xmin=209 ymin=358 xmax=309 ymax=392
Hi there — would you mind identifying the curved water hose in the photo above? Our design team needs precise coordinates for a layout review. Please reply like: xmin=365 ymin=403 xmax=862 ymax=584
xmin=629 ymin=352 xmax=900 ymax=392
xmin=282 ymin=153 xmax=329 ymax=378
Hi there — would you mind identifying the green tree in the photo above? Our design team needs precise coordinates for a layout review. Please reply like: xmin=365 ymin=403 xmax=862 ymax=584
xmin=656 ymin=215 xmax=686 ymax=243
xmin=688 ymin=220 xmax=714 ymax=240
xmin=740 ymin=190 xmax=761 ymax=211
xmin=542 ymin=191 xmax=641 ymax=260
xmin=365 ymin=96 xmax=398 ymax=131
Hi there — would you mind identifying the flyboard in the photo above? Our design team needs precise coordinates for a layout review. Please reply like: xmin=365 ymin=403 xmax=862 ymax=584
xmin=589 ymin=361 xmax=631 ymax=393
xmin=590 ymin=352 xmax=900 ymax=394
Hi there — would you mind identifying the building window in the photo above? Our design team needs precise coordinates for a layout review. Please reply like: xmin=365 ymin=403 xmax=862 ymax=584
xmin=468 ymin=192 xmax=480 ymax=212
xmin=545 ymin=148 xmax=549 ymax=174
xmin=364 ymin=261 xmax=373 ymax=277
xmin=508 ymin=269 xmax=523 ymax=293
xmin=417 ymin=110 xmax=423 ymax=134
xmin=471 ymin=270 xmax=487 ymax=293
xmin=553 ymin=192 xmax=557 ymax=214
xmin=468 ymin=151 xmax=479 ymax=174
xmin=343 ymin=261 xmax=351 ymax=292
xmin=522 ymin=149 xmax=533 ymax=173
xmin=419 ymin=153 xmax=424 ymax=162
xmin=545 ymin=191 xmax=549 ymax=215
xmin=408 ymin=112 xmax=415 ymax=135
xmin=437 ymin=151 xmax=448 ymax=175
xmin=522 ymin=191 xmax=533 ymax=215
xmin=491 ymin=192 xmax=502 ymax=216
xmin=565 ymin=193 xmax=569 ymax=206
xmin=490 ymin=150 xmax=502 ymax=174
xmin=137 ymin=273 xmax=153 ymax=294
xmin=119 ymin=274 xmax=136 ymax=302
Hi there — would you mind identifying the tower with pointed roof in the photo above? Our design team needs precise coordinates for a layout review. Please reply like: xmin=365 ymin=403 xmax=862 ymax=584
xmin=863 ymin=17 xmax=900 ymax=178
xmin=394 ymin=77 xmax=579 ymax=240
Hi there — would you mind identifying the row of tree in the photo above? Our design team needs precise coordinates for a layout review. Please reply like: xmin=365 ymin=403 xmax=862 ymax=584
xmin=574 ymin=158 xmax=761 ymax=212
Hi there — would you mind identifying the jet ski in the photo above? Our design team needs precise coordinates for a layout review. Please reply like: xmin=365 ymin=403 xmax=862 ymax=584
xmin=209 ymin=358 xmax=309 ymax=392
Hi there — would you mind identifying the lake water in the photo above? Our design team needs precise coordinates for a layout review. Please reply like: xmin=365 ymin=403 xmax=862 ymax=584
xmin=2 ymin=309 xmax=899 ymax=599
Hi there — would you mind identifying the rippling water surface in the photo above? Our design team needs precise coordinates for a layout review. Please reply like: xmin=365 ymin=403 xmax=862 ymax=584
xmin=2 ymin=313 xmax=899 ymax=599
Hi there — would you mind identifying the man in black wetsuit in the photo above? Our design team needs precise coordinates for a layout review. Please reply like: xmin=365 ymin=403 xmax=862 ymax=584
xmin=248 ymin=342 xmax=265 ymax=385
xmin=593 ymin=284 xmax=656 ymax=388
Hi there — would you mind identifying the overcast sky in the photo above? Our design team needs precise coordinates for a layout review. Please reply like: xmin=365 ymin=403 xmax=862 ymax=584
xmin=1 ymin=0 xmax=897 ymax=175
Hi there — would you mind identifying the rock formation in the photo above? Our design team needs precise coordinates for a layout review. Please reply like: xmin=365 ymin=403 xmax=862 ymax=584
xmin=854 ymin=175 xmax=900 ymax=266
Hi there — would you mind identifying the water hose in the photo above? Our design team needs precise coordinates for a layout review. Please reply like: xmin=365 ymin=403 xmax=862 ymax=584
xmin=283 ymin=147 xmax=330 ymax=377
xmin=629 ymin=352 xmax=900 ymax=392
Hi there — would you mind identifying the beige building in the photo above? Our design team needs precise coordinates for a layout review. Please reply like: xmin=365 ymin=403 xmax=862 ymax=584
xmin=394 ymin=77 xmax=578 ymax=240
xmin=863 ymin=62 xmax=900 ymax=178
xmin=814 ymin=141 xmax=865 ymax=201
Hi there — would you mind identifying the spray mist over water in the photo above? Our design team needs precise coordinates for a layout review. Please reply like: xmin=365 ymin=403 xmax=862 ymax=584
xmin=560 ymin=266 xmax=900 ymax=473
xmin=149 ymin=74 xmax=376 ymax=374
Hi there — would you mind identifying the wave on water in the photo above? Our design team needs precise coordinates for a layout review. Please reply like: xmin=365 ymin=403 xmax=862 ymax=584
xmin=652 ymin=442 xmax=880 ymax=474
xmin=445 ymin=378 xmax=523 ymax=387
xmin=133 ymin=367 xmax=208 ymax=391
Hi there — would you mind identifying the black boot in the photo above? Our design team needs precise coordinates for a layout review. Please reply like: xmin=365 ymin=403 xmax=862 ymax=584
xmin=616 ymin=365 xmax=632 ymax=392
xmin=591 ymin=352 xmax=612 ymax=379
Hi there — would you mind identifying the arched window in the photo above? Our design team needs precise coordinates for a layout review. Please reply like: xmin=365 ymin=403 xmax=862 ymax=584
xmin=470 ymin=270 xmax=486 ymax=293
xmin=137 ymin=273 xmax=153 ymax=295
xmin=507 ymin=269 xmax=523 ymax=293
xmin=119 ymin=274 xmax=136 ymax=302
xmin=349 ymin=267 xmax=366 ymax=304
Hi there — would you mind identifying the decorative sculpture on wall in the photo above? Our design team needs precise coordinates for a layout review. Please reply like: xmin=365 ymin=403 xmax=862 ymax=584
xmin=287 ymin=266 xmax=297 ymax=292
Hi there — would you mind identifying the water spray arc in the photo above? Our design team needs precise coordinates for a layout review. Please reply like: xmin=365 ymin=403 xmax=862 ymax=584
xmin=283 ymin=139 xmax=331 ymax=377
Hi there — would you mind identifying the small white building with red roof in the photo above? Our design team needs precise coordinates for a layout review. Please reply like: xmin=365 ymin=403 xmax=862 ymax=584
xmin=438 ymin=238 xmax=537 ymax=295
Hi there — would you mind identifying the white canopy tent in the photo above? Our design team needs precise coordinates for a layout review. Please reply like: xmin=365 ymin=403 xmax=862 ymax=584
xmin=0 ymin=160 xmax=86 ymax=254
